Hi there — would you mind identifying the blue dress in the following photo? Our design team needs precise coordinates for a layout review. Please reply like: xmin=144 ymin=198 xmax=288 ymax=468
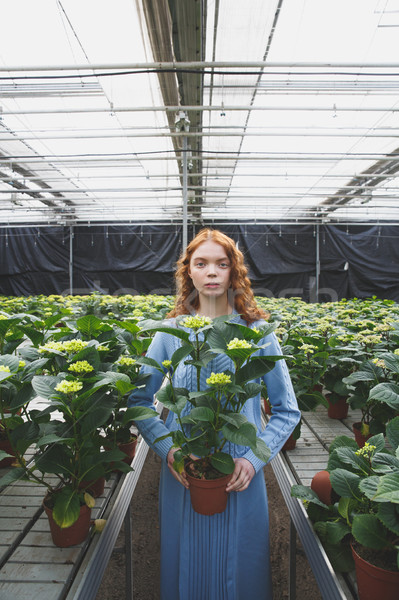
xmin=128 ymin=314 xmax=300 ymax=600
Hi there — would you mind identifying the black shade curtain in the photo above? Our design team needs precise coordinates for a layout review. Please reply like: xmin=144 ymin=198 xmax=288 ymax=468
xmin=1 ymin=223 xmax=398 ymax=301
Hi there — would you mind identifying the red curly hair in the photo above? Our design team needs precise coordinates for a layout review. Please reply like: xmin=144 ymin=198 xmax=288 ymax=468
xmin=167 ymin=228 xmax=268 ymax=324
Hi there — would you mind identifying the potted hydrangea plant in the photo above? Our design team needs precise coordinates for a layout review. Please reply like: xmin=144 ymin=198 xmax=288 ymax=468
xmin=291 ymin=417 xmax=399 ymax=600
xmin=0 ymin=338 xmax=155 ymax=547
xmin=137 ymin=314 xmax=282 ymax=515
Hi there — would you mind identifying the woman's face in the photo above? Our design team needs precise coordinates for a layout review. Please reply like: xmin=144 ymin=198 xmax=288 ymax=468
xmin=188 ymin=240 xmax=231 ymax=300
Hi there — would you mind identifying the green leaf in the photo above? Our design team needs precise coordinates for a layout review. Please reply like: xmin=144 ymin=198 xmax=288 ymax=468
xmin=366 ymin=433 xmax=386 ymax=453
xmin=242 ymin=382 xmax=264 ymax=399
xmin=135 ymin=355 xmax=164 ymax=371
xmin=372 ymin=473 xmax=399 ymax=503
xmin=115 ymin=320 xmax=141 ymax=335
xmin=36 ymin=433 xmax=74 ymax=447
xmin=252 ymin=437 xmax=271 ymax=463
xmin=35 ymin=444 xmax=71 ymax=475
xmin=138 ymin=320 xmax=190 ymax=342
xmin=94 ymin=371 xmax=130 ymax=389
xmin=10 ymin=420 xmax=40 ymax=455
xmin=314 ymin=520 xmax=350 ymax=545
xmin=210 ymin=451 xmax=235 ymax=474
xmin=377 ymin=503 xmax=399 ymax=536
xmin=343 ymin=370 xmax=375 ymax=385
xmin=206 ymin=321 xmax=237 ymax=349
xmin=32 ymin=375 xmax=64 ymax=400
xmin=359 ymin=476 xmax=380 ymax=500
xmin=386 ymin=416 xmax=399 ymax=452
xmin=114 ymin=379 xmax=136 ymax=396
xmin=291 ymin=484 xmax=329 ymax=508
xmin=121 ymin=406 xmax=156 ymax=423
xmin=71 ymin=345 xmax=101 ymax=371
xmin=337 ymin=496 xmax=354 ymax=521
xmin=352 ymin=513 xmax=389 ymax=550
xmin=14 ymin=325 xmax=44 ymax=347
xmin=236 ymin=356 xmax=281 ymax=385
xmin=333 ymin=447 xmax=369 ymax=473
xmin=0 ymin=467 xmax=29 ymax=487
xmin=368 ymin=382 xmax=399 ymax=411
xmin=171 ymin=343 xmax=194 ymax=368
xmin=221 ymin=421 xmax=257 ymax=448
xmin=0 ymin=370 xmax=13 ymax=382
xmin=329 ymin=435 xmax=359 ymax=454
xmin=381 ymin=352 xmax=399 ymax=374
xmin=330 ymin=469 xmax=361 ymax=499
xmin=81 ymin=406 xmax=113 ymax=435
xmin=321 ymin=540 xmax=354 ymax=573
xmin=185 ymin=406 xmax=215 ymax=422
xmin=219 ymin=413 xmax=248 ymax=428
xmin=0 ymin=450 xmax=12 ymax=462
xmin=0 ymin=317 xmax=22 ymax=339
xmin=297 ymin=391 xmax=328 ymax=412
xmin=52 ymin=487 xmax=81 ymax=528
xmin=0 ymin=354 xmax=20 ymax=372
xmin=76 ymin=315 xmax=103 ymax=336
xmin=371 ymin=453 xmax=399 ymax=474
xmin=155 ymin=384 xmax=188 ymax=415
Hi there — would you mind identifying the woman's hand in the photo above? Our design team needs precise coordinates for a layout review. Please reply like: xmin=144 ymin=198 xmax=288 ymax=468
xmin=226 ymin=457 xmax=255 ymax=493
xmin=167 ymin=447 xmax=190 ymax=489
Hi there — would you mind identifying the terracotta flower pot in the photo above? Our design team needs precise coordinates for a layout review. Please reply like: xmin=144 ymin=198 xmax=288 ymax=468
xmin=351 ymin=542 xmax=399 ymax=600
xmin=326 ymin=394 xmax=349 ymax=420
xmin=352 ymin=422 xmax=372 ymax=448
xmin=105 ymin=435 xmax=138 ymax=470
xmin=282 ymin=434 xmax=296 ymax=451
xmin=311 ymin=470 xmax=333 ymax=505
xmin=185 ymin=469 xmax=232 ymax=516
xmin=0 ymin=438 xmax=17 ymax=468
xmin=262 ymin=397 xmax=272 ymax=415
xmin=43 ymin=500 xmax=91 ymax=547
xmin=78 ymin=475 xmax=105 ymax=498
xmin=118 ymin=436 xmax=138 ymax=465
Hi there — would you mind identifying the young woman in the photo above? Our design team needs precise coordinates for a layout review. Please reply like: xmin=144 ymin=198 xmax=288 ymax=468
xmin=128 ymin=229 xmax=300 ymax=599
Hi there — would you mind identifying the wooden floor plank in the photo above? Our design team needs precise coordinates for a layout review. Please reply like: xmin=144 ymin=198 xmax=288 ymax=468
xmin=0 ymin=581 xmax=65 ymax=600
xmin=10 ymin=545 xmax=80 ymax=564
xmin=0 ymin=561 xmax=71 ymax=582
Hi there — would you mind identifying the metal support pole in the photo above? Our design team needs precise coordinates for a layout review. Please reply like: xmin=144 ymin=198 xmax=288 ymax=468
xmin=69 ymin=226 xmax=74 ymax=295
xmin=124 ymin=506 xmax=133 ymax=600
xmin=289 ymin=517 xmax=297 ymax=600
xmin=182 ymin=135 xmax=188 ymax=252
xmin=315 ymin=223 xmax=320 ymax=301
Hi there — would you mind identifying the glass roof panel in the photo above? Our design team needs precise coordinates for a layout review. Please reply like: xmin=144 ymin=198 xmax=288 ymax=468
xmin=0 ymin=0 xmax=398 ymax=226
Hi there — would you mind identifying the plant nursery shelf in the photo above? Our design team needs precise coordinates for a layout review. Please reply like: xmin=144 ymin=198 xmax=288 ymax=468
xmin=268 ymin=405 xmax=363 ymax=600
xmin=0 ymin=434 xmax=151 ymax=600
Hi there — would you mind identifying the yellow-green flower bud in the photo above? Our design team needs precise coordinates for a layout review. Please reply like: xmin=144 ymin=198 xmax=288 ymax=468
xmin=206 ymin=372 xmax=231 ymax=386
xmin=118 ymin=356 xmax=136 ymax=367
xmin=55 ymin=380 xmax=83 ymax=394
xmin=227 ymin=337 xmax=252 ymax=350
xmin=68 ymin=360 xmax=94 ymax=374
xmin=181 ymin=315 xmax=212 ymax=330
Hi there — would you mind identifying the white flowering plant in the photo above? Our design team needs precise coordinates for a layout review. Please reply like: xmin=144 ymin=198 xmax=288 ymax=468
xmin=137 ymin=315 xmax=283 ymax=478
xmin=342 ymin=350 xmax=399 ymax=438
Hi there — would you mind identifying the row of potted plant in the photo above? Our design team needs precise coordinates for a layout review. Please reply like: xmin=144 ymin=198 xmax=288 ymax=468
xmin=292 ymin=419 xmax=399 ymax=600
xmin=256 ymin=296 xmax=399 ymax=445
xmin=0 ymin=311 xmax=157 ymax=546
xmin=1 ymin=294 xmax=398 ymax=544
xmin=0 ymin=307 xmax=280 ymax=540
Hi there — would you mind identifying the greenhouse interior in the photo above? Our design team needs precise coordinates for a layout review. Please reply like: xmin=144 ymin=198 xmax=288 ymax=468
xmin=1 ymin=1 xmax=399 ymax=600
